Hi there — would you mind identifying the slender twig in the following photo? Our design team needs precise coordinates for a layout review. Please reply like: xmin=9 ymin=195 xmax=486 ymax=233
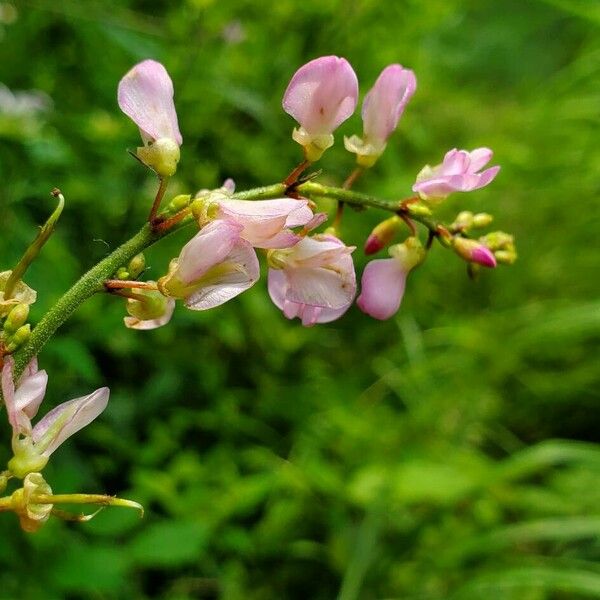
xmin=283 ymin=159 xmax=310 ymax=188
xmin=4 ymin=189 xmax=65 ymax=300
xmin=148 ymin=177 xmax=169 ymax=225
xmin=11 ymin=181 xmax=448 ymax=382
xmin=104 ymin=280 xmax=157 ymax=291
xmin=152 ymin=207 xmax=192 ymax=233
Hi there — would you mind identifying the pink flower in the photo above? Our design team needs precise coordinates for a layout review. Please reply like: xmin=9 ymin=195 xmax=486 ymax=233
xmin=267 ymin=234 xmax=356 ymax=326
xmin=118 ymin=59 xmax=182 ymax=177
xmin=1 ymin=357 xmax=109 ymax=478
xmin=123 ymin=286 xmax=176 ymax=330
xmin=158 ymin=220 xmax=259 ymax=310
xmin=215 ymin=197 xmax=314 ymax=249
xmin=345 ymin=64 xmax=416 ymax=166
xmin=357 ymin=237 xmax=425 ymax=320
xmin=283 ymin=56 xmax=358 ymax=161
xmin=412 ymin=148 xmax=500 ymax=202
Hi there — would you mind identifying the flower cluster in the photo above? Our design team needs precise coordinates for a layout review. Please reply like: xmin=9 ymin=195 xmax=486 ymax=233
xmin=114 ymin=57 xmax=507 ymax=328
xmin=0 ymin=53 xmax=515 ymax=532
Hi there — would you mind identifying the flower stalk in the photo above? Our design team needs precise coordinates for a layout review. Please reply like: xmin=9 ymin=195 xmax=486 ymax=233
xmin=10 ymin=181 xmax=478 ymax=382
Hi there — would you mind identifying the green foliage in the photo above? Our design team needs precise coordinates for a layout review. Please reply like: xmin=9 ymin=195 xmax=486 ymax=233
xmin=0 ymin=0 xmax=598 ymax=598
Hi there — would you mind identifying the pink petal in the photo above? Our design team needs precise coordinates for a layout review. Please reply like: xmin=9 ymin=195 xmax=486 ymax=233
xmin=185 ymin=239 xmax=259 ymax=310
xmin=118 ymin=59 xmax=182 ymax=145
xmin=216 ymin=198 xmax=312 ymax=248
xmin=15 ymin=369 xmax=48 ymax=420
xmin=467 ymin=147 xmax=493 ymax=172
xmin=412 ymin=177 xmax=460 ymax=198
xmin=32 ymin=387 xmax=110 ymax=458
xmin=471 ymin=245 xmax=497 ymax=268
xmin=177 ymin=220 xmax=243 ymax=284
xmin=357 ymin=258 xmax=407 ymax=320
xmin=441 ymin=149 xmax=470 ymax=175
xmin=291 ymin=235 xmax=353 ymax=268
xmin=268 ymin=271 xmax=350 ymax=326
xmin=362 ymin=64 xmax=416 ymax=144
xmin=282 ymin=56 xmax=358 ymax=135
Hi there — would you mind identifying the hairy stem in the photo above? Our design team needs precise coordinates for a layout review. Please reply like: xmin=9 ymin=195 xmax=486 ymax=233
xmin=11 ymin=181 xmax=440 ymax=381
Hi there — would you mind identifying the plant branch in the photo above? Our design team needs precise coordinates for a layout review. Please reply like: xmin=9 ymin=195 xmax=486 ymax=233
xmin=11 ymin=181 xmax=443 ymax=381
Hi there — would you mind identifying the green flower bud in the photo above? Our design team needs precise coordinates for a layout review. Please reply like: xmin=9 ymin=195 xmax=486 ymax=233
xmin=472 ymin=213 xmax=494 ymax=228
xmin=4 ymin=303 xmax=30 ymax=334
xmin=127 ymin=254 xmax=146 ymax=279
xmin=5 ymin=324 xmax=31 ymax=352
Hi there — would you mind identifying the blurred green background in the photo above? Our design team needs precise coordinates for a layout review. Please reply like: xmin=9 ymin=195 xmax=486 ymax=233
xmin=0 ymin=0 xmax=599 ymax=598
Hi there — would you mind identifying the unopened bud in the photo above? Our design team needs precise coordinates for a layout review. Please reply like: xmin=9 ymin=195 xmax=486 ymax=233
xmin=406 ymin=203 xmax=432 ymax=218
xmin=472 ymin=213 xmax=493 ymax=228
xmin=116 ymin=267 xmax=129 ymax=280
xmin=364 ymin=216 xmax=402 ymax=255
xmin=4 ymin=303 xmax=29 ymax=333
xmin=494 ymin=250 xmax=517 ymax=265
xmin=166 ymin=194 xmax=191 ymax=213
xmin=453 ymin=238 xmax=497 ymax=268
xmin=5 ymin=324 xmax=31 ymax=352
xmin=127 ymin=254 xmax=146 ymax=279
xmin=480 ymin=231 xmax=514 ymax=251
xmin=452 ymin=211 xmax=474 ymax=231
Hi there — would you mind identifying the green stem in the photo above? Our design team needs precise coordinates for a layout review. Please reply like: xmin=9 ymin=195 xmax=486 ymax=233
xmin=11 ymin=181 xmax=440 ymax=381
xmin=12 ymin=224 xmax=163 ymax=380
xmin=4 ymin=191 xmax=65 ymax=300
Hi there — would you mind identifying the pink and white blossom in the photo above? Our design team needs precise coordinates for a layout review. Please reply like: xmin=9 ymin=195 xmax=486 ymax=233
xmin=158 ymin=220 xmax=259 ymax=310
xmin=283 ymin=56 xmax=358 ymax=161
xmin=412 ymin=148 xmax=500 ymax=202
xmin=1 ymin=357 xmax=109 ymax=478
xmin=118 ymin=59 xmax=182 ymax=177
xmin=267 ymin=234 xmax=356 ymax=326
xmin=215 ymin=197 xmax=314 ymax=249
xmin=357 ymin=237 xmax=425 ymax=320
xmin=345 ymin=64 xmax=416 ymax=165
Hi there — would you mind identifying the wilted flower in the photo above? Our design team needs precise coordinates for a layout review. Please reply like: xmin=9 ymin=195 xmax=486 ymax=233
xmin=158 ymin=220 xmax=260 ymax=310
xmin=283 ymin=55 xmax=358 ymax=161
xmin=118 ymin=59 xmax=182 ymax=177
xmin=412 ymin=148 xmax=500 ymax=202
xmin=0 ymin=271 xmax=36 ymax=317
xmin=124 ymin=285 xmax=176 ymax=330
xmin=1 ymin=357 xmax=109 ymax=478
xmin=345 ymin=64 xmax=416 ymax=167
xmin=267 ymin=234 xmax=356 ymax=326
xmin=357 ymin=237 xmax=425 ymax=320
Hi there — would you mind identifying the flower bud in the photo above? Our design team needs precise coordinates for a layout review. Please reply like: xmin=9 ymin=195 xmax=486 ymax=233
xmin=283 ymin=56 xmax=358 ymax=162
xmin=5 ymin=324 xmax=31 ymax=353
xmin=452 ymin=238 xmax=497 ymax=268
xmin=451 ymin=211 xmax=474 ymax=231
xmin=472 ymin=212 xmax=494 ymax=228
xmin=4 ymin=303 xmax=30 ymax=334
xmin=494 ymin=250 xmax=517 ymax=265
xmin=364 ymin=216 xmax=402 ymax=255
xmin=116 ymin=267 xmax=130 ymax=280
xmin=166 ymin=194 xmax=191 ymax=213
xmin=127 ymin=254 xmax=146 ymax=279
